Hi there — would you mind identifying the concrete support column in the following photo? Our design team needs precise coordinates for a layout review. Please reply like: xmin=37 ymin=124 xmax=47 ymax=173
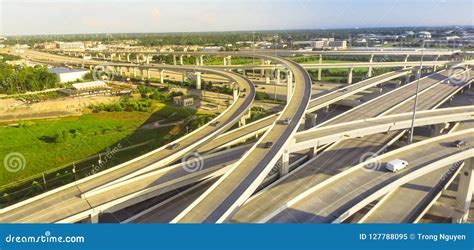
xmin=173 ymin=55 xmax=177 ymax=65
xmin=119 ymin=67 xmax=123 ymax=76
xmin=136 ymin=54 xmax=140 ymax=63
xmin=453 ymin=158 xmax=474 ymax=223
xmin=200 ymin=55 xmax=204 ymax=66
xmin=182 ymin=71 xmax=186 ymax=83
xmin=146 ymin=55 xmax=150 ymax=64
xmin=318 ymin=54 xmax=323 ymax=81
xmin=368 ymin=54 xmax=374 ymax=78
xmin=146 ymin=69 xmax=151 ymax=79
xmin=133 ymin=67 xmax=137 ymax=78
xmin=276 ymin=69 xmax=281 ymax=85
xmin=239 ymin=116 xmax=246 ymax=127
xmin=279 ymin=150 xmax=290 ymax=176
xmin=348 ymin=67 xmax=354 ymax=84
xmin=195 ymin=56 xmax=200 ymax=66
xmin=89 ymin=213 xmax=99 ymax=224
xmin=233 ymin=88 xmax=239 ymax=102
xmin=308 ymin=146 xmax=318 ymax=159
xmin=430 ymin=123 xmax=448 ymax=136
xmin=127 ymin=54 xmax=131 ymax=62
xmin=179 ymin=55 xmax=184 ymax=65
xmin=102 ymin=54 xmax=106 ymax=60
xmin=265 ymin=69 xmax=270 ymax=84
xmin=118 ymin=54 xmax=122 ymax=61
xmin=140 ymin=69 xmax=144 ymax=81
xmin=403 ymin=55 xmax=410 ymax=69
xmin=227 ymin=56 xmax=232 ymax=66
xmin=195 ymin=72 xmax=202 ymax=90
xmin=433 ymin=55 xmax=440 ymax=71
xmin=160 ymin=70 xmax=165 ymax=84
xmin=304 ymin=113 xmax=317 ymax=129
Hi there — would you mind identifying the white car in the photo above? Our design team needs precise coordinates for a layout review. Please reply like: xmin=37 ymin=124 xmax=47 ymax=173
xmin=385 ymin=159 xmax=408 ymax=172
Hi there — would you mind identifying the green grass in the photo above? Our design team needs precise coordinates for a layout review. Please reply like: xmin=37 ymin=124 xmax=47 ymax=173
xmin=0 ymin=102 xmax=199 ymax=186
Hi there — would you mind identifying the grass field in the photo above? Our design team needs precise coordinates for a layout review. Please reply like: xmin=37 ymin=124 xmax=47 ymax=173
xmin=0 ymin=102 xmax=201 ymax=186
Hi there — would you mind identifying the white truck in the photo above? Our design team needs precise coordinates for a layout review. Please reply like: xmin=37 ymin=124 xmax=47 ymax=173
xmin=385 ymin=159 xmax=408 ymax=172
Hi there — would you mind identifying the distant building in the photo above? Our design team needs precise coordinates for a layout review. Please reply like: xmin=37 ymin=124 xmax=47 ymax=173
xmin=72 ymin=81 xmax=108 ymax=91
xmin=48 ymin=67 xmax=87 ymax=83
xmin=417 ymin=31 xmax=432 ymax=39
xmin=173 ymin=96 xmax=194 ymax=107
xmin=59 ymin=81 xmax=111 ymax=96
xmin=57 ymin=42 xmax=85 ymax=50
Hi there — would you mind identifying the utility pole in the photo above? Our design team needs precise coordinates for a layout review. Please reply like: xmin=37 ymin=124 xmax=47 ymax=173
xmin=408 ymin=39 xmax=425 ymax=144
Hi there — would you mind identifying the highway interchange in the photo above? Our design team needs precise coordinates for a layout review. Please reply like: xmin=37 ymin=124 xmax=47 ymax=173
xmin=0 ymin=48 xmax=473 ymax=224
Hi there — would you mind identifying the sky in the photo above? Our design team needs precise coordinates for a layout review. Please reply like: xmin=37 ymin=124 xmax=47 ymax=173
xmin=0 ymin=0 xmax=472 ymax=36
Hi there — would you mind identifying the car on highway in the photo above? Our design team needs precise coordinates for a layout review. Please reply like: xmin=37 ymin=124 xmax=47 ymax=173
xmin=242 ymin=88 xmax=247 ymax=92
xmin=385 ymin=159 xmax=408 ymax=172
xmin=211 ymin=121 xmax=221 ymax=126
xmin=452 ymin=140 xmax=467 ymax=148
xmin=264 ymin=141 xmax=273 ymax=148
xmin=283 ymin=118 xmax=292 ymax=125
xmin=168 ymin=143 xmax=180 ymax=150
xmin=241 ymin=94 xmax=246 ymax=98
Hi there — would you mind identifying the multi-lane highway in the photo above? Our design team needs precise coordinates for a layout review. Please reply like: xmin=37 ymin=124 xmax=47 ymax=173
xmin=173 ymin=56 xmax=312 ymax=223
xmin=1 ymin=47 xmax=472 ymax=224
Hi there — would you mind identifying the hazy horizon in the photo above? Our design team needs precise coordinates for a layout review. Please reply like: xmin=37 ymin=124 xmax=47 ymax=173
xmin=1 ymin=0 xmax=473 ymax=36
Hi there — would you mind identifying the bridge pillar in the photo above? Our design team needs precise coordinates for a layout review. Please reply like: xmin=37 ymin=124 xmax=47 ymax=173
xmin=110 ymin=54 xmax=115 ymax=61
xmin=180 ymin=55 xmax=184 ymax=65
xmin=102 ymin=54 xmax=106 ymax=60
xmin=133 ymin=67 xmax=137 ymax=78
xmin=160 ymin=70 xmax=165 ymax=84
xmin=318 ymin=55 xmax=323 ymax=81
xmin=226 ymin=56 xmax=232 ymax=66
xmin=119 ymin=67 xmax=123 ymax=76
xmin=276 ymin=69 xmax=281 ymax=85
xmin=368 ymin=54 xmax=374 ymax=78
xmin=146 ymin=55 xmax=150 ymax=64
xmin=403 ymin=55 xmax=410 ymax=69
xmin=239 ymin=116 xmax=246 ymax=127
xmin=279 ymin=150 xmax=290 ymax=176
xmin=452 ymin=158 xmax=474 ymax=223
xmin=200 ymin=55 xmax=204 ymax=66
xmin=136 ymin=54 xmax=140 ymax=63
xmin=117 ymin=54 xmax=121 ymax=61
xmin=182 ymin=71 xmax=186 ymax=83
xmin=195 ymin=56 xmax=200 ymax=66
xmin=89 ymin=213 xmax=99 ymax=224
xmin=348 ymin=67 xmax=354 ymax=84
xmin=433 ymin=55 xmax=440 ymax=71
xmin=147 ymin=69 xmax=151 ymax=79
xmin=308 ymin=146 xmax=318 ymax=159
xmin=265 ymin=69 xmax=270 ymax=84
xmin=173 ymin=55 xmax=177 ymax=65
xmin=140 ymin=69 xmax=145 ymax=81
xmin=233 ymin=88 xmax=239 ymax=102
xmin=127 ymin=54 xmax=131 ymax=62
xmin=305 ymin=113 xmax=317 ymax=129
xmin=195 ymin=72 xmax=202 ymax=90
xmin=430 ymin=123 xmax=448 ymax=136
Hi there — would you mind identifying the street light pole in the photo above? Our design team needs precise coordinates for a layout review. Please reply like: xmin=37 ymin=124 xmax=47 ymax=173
xmin=408 ymin=39 xmax=425 ymax=144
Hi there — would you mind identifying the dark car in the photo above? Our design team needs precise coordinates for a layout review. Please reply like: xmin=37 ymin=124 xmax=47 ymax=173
xmin=452 ymin=140 xmax=467 ymax=148
xmin=168 ymin=143 xmax=180 ymax=150
xmin=241 ymin=94 xmax=246 ymax=98
xmin=264 ymin=141 xmax=273 ymax=148
xmin=242 ymin=88 xmax=247 ymax=92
